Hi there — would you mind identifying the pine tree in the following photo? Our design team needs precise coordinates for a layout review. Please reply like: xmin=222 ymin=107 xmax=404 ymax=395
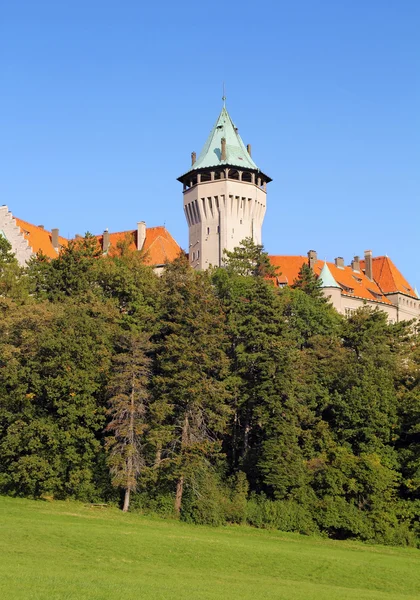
xmin=0 ymin=236 xmax=28 ymax=302
xmin=292 ymin=263 xmax=325 ymax=300
xmin=223 ymin=237 xmax=278 ymax=278
xmin=105 ymin=331 xmax=152 ymax=512
xmin=152 ymin=256 xmax=230 ymax=514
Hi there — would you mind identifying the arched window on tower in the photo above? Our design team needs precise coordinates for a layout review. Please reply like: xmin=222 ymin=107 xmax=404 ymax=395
xmin=228 ymin=169 xmax=240 ymax=180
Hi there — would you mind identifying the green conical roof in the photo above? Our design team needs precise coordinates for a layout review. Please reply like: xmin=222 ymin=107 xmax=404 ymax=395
xmin=179 ymin=105 xmax=270 ymax=180
xmin=318 ymin=262 xmax=341 ymax=288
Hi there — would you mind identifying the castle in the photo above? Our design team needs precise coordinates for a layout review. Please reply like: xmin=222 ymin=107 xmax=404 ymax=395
xmin=1 ymin=103 xmax=418 ymax=323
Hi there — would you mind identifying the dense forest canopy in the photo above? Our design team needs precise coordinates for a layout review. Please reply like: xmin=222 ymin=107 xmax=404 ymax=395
xmin=0 ymin=234 xmax=419 ymax=546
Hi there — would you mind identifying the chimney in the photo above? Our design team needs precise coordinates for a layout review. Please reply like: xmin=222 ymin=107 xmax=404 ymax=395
xmin=351 ymin=255 xmax=360 ymax=272
xmin=221 ymin=138 xmax=226 ymax=161
xmin=247 ymin=143 xmax=252 ymax=156
xmin=38 ymin=225 xmax=44 ymax=229
xmin=335 ymin=257 xmax=344 ymax=269
xmin=191 ymin=151 xmax=196 ymax=166
xmin=102 ymin=229 xmax=110 ymax=253
xmin=364 ymin=249 xmax=373 ymax=280
xmin=308 ymin=250 xmax=317 ymax=270
xmin=137 ymin=221 xmax=146 ymax=251
xmin=51 ymin=228 xmax=59 ymax=251
xmin=75 ymin=234 xmax=82 ymax=239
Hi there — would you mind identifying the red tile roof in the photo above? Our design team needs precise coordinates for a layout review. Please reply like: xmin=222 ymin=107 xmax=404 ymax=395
xmin=95 ymin=226 xmax=182 ymax=266
xmin=269 ymin=255 xmax=392 ymax=305
xmin=360 ymin=256 xmax=416 ymax=298
xmin=15 ymin=215 xmax=181 ymax=267
xmin=15 ymin=218 xmax=68 ymax=258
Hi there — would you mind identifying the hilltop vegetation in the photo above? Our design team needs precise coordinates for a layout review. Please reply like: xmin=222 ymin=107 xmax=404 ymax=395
xmin=0 ymin=235 xmax=419 ymax=545
xmin=1 ymin=496 xmax=420 ymax=600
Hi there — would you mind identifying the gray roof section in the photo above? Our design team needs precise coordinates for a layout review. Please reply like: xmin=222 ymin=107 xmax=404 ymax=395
xmin=318 ymin=262 xmax=341 ymax=288
xmin=179 ymin=106 xmax=270 ymax=180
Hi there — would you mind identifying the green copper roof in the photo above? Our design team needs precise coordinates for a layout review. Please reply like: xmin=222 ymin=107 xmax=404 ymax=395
xmin=179 ymin=105 xmax=270 ymax=179
xmin=318 ymin=262 xmax=341 ymax=288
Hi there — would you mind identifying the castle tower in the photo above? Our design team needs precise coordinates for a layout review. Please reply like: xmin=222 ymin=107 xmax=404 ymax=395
xmin=177 ymin=103 xmax=272 ymax=269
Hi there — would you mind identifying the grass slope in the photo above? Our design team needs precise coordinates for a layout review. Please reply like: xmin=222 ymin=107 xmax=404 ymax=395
xmin=0 ymin=496 xmax=419 ymax=600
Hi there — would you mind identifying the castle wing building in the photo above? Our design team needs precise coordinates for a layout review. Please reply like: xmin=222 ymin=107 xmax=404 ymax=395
xmin=270 ymin=250 xmax=420 ymax=322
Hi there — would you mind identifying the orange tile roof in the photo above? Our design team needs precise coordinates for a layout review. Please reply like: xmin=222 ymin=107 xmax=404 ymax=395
xmin=15 ymin=214 xmax=181 ymax=267
xmin=270 ymin=255 xmax=392 ymax=305
xmin=15 ymin=218 xmax=68 ymax=259
xmin=360 ymin=256 xmax=416 ymax=298
xmin=95 ymin=226 xmax=182 ymax=266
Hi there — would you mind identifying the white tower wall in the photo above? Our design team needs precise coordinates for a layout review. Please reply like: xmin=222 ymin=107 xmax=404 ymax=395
xmin=184 ymin=178 xmax=267 ymax=269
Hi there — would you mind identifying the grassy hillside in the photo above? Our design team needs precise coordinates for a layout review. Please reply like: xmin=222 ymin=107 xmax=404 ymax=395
xmin=0 ymin=496 xmax=419 ymax=600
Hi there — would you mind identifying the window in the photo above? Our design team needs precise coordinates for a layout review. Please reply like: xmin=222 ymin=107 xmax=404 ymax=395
xmin=338 ymin=282 xmax=354 ymax=294
xmin=367 ymin=288 xmax=383 ymax=300
xmin=207 ymin=227 xmax=210 ymax=235
xmin=217 ymin=225 xmax=220 ymax=233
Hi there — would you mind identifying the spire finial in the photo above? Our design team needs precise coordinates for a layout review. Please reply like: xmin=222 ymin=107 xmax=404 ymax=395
xmin=222 ymin=82 xmax=226 ymax=107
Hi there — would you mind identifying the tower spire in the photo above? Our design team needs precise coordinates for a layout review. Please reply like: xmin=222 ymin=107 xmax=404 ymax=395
xmin=222 ymin=82 xmax=226 ymax=107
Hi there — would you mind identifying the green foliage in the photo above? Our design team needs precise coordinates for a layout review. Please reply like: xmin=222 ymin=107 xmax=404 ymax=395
xmin=223 ymin=237 xmax=278 ymax=278
xmin=27 ymin=233 xmax=102 ymax=300
xmin=246 ymin=494 xmax=318 ymax=535
xmin=292 ymin=262 xmax=325 ymax=299
xmin=0 ymin=301 xmax=114 ymax=500
xmin=0 ymin=236 xmax=29 ymax=301
xmin=105 ymin=331 xmax=152 ymax=511
xmin=0 ymin=239 xmax=419 ymax=546
xmin=151 ymin=255 xmax=230 ymax=514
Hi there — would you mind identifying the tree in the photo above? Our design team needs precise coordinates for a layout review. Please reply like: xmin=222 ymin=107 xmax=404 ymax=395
xmin=105 ymin=331 xmax=152 ymax=512
xmin=0 ymin=236 xmax=28 ymax=302
xmin=152 ymin=256 xmax=230 ymax=515
xmin=94 ymin=243 xmax=160 ymax=329
xmin=396 ymin=323 xmax=420 ymax=500
xmin=27 ymin=233 xmax=102 ymax=301
xmin=0 ymin=301 xmax=114 ymax=500
xmin=223 ymin=237 xmax=278 ymax=278
xmin=325 ymin=308 xmax=400 ymax=456
xmin=292 ymin=263 xmax=325 ymax=300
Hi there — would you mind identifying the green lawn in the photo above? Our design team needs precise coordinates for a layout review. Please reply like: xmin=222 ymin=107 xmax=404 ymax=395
xmin=0 ymin=496 xmax=419 ymax=599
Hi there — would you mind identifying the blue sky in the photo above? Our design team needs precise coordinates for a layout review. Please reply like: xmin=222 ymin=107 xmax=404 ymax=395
xmin=1 ymin=1 xmax=419 ymax=286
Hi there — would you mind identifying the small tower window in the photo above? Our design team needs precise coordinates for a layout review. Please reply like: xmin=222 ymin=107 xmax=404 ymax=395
xmin=207 ymin=227 xmax=210 ymax=235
